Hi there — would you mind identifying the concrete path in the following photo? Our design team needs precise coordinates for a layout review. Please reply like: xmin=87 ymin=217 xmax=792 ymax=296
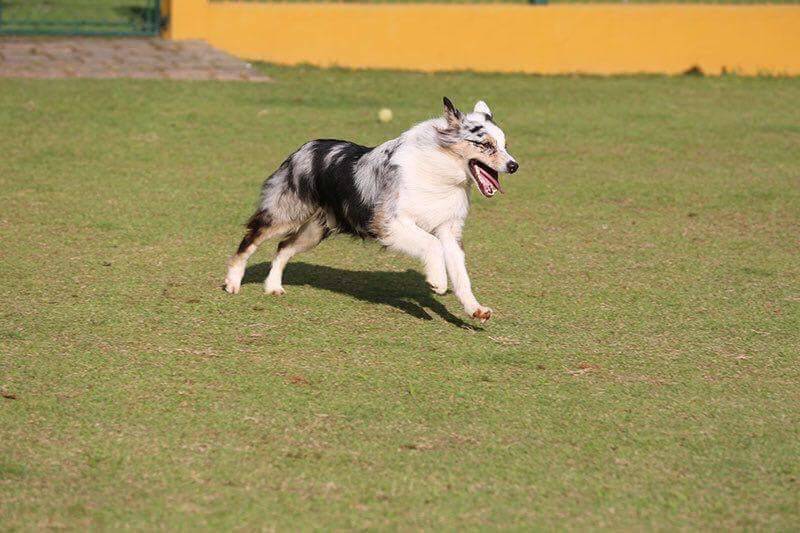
xmin=0 ymin=37 xmax=271 ymax=81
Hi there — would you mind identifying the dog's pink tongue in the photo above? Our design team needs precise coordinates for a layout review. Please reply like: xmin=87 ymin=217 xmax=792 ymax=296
xmin=478 ymin=166 xmax=504 ymax=193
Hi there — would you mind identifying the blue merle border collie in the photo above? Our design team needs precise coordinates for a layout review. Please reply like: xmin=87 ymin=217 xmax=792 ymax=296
xmin=224 ymin=97 xmax=518 ymax=323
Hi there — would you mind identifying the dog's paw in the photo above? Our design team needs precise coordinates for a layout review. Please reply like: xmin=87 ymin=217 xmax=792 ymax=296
xmin=470 ymin=306 xmax=493 ymax=323
xmin=223 ymin=278 xmax=241 ymax=294
xmin=426 ymin=271 xmax=448 ymax=295
xmin=265 ymin=284 xmax=286 ymax=296
xmin=224 ymin=263 xmax=245 ymax=294
xmin=427 ymin=281 xmax=448 ymax=295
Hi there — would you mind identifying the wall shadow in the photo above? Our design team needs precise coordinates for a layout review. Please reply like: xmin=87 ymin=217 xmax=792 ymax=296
xmin=242 ymin=261 xmax=476 ymax=329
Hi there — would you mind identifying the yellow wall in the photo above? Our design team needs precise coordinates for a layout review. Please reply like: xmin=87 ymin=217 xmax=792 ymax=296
xmin=165 ymin=0 xmax=800 ymax=76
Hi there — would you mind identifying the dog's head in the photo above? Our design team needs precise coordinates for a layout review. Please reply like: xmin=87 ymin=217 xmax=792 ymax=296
xmin=437 ymin=97 xmax=518 ymax=198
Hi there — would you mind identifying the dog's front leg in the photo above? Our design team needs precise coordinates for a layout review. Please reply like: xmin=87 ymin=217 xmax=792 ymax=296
xmin=437 ymin=223 xmax=492 ymax=323
xmin=381 ymin=219 xmax=447 ymax=295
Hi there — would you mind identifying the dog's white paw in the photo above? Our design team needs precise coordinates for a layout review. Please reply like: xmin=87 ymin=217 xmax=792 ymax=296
xmin=224 ymin=263 xmax=245 ymax=294
xmin=426 ymin=270 xmax=448 ymax=295
xmin=224 ymin=278 xmax=241 ymax=294
xmin=264 ymin=282 xmax=286 ymax=296
xmin=427 ymin=280 xmax=448 ymax=295
xmin=469 ymin=305 xmax=493 ymax=323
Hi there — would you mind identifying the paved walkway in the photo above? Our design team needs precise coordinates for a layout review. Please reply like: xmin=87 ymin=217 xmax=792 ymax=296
xmin=0 ymin=37 xmax=271 ymax=81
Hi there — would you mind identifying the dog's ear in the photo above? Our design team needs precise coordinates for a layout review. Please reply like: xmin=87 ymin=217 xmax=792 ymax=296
xmin=474 ymin=100 xmax=493 ymax=120
xmin=442 ymin=97 xmax=463 ymax=127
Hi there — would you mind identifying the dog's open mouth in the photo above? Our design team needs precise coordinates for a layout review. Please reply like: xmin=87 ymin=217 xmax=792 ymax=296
xmin=469 ymin=159 xmax=504 ymax=198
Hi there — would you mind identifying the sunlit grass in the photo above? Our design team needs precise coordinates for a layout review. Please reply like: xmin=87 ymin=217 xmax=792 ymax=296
xmin=1 ymin=64 xmax=798 ymax=529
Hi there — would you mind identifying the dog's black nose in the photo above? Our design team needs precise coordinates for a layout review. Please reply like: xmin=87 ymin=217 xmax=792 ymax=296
xmin=506 ymin=161 xmax=519 ymax=174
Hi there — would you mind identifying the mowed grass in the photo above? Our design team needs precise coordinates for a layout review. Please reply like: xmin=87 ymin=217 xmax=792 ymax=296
xmin=0 ymin=0 xmax=150 ymax=23
xmin=1 ymin=65 xmax=799 ymax=530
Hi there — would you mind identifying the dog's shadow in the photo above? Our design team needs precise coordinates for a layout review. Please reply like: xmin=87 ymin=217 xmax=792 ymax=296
xmin=242 ymin=261 xmax=476 ymax=328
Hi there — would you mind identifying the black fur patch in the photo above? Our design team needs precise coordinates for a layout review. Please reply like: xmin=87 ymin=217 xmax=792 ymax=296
xmin=443 ymin=97 xmax=459 ymax=116
xmin=295 ymin=140 xmax=377 ymax=239
xmin=443 ymin=96 xmax=463 ymax=126
xmin=237 ymin=209 xmax=271 ymax=254
xmin=283 ymin=158 xmax=297 ymax=193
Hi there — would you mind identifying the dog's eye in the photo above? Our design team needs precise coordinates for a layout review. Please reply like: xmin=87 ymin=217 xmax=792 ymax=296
xmin=470 ymin=140 xmax=492 ymax=149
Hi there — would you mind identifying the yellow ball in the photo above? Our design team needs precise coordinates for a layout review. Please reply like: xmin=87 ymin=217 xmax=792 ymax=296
xmin=378 ymin=108 xmax=393 ymax=123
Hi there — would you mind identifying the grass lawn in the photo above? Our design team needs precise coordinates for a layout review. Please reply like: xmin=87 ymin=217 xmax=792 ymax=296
xmin=0 ymin=0 xmax=159 ymax=35
xmin=1 ymin=64 xmax=799 ymax=529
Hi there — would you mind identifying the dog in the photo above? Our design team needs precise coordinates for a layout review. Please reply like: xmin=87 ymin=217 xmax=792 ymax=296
xmin=224 ymin=97 xmax=518 ymax=323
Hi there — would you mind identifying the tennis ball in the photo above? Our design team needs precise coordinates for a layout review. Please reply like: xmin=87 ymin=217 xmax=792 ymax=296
xmin=378 ymin=108 xmax=393 ymax=123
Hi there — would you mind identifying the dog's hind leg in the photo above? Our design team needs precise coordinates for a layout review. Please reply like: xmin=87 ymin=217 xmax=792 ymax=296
xmin=264 ymin=218 xmax=327 ymax=295
xmin=224 ymin=210 xmax=271 ymax=294
xmin=224 ymin=209 xmax=296 ymax=294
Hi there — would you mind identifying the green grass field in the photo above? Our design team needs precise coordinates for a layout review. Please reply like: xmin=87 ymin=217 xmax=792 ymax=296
xmin=1 ymin=65 xmax=799 ymax=529
xmin=0 ymin=1 xmax=160 ymax=36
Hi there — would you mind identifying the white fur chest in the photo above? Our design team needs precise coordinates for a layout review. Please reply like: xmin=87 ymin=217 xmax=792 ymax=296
xmin=397 ymin=180 xmax=470 ymax=232
xmin=388 ymin=121 xmax=476 ymax=232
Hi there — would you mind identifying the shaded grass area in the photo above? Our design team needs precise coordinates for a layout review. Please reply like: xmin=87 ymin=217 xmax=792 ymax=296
xmin=0 ymin=1 xmax=159 ymax=35
xmin=1 ymin=65 xmax=799 ymax=529
xmin=0 ymin=0 xmax=146 ymax=19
